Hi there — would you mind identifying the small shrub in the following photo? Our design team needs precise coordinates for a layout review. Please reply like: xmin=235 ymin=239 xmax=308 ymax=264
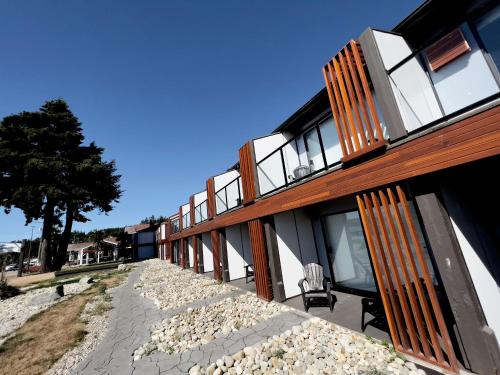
xmin=272 ymin=348 xmax=286 ymax=359
xmin=0 ymin=281 xmax=21 ymax=299
xmin=90 ymin=302 xmax=111 ymax=316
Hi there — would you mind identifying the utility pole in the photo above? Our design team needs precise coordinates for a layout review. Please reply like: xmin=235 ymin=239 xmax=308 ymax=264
xmin=26 ymin=225 xmax=35 ymax=274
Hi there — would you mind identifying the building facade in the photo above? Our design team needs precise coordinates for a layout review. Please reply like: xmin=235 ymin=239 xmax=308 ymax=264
xmin=160 ymin=1 xmax=500 ymax=373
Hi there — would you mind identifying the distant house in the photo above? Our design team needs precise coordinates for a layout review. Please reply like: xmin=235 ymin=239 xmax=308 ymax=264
xmin=67 ymin=237 xmax=119 ymax=266
xmin=124 ymin=223 xmax=158 ymax=260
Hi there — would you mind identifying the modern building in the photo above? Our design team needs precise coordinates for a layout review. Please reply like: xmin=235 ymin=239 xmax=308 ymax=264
xmin=125 ymin=223 xmax=158 ymax=260
xmin=159 ymin=1 xmax=500 ymax=373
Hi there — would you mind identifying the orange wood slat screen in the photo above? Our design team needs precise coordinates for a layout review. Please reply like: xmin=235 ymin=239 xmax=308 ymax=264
xmin=426 ymin=29 xmax=470 ymax=71
xmin=323 ymin=40 xmax=386 ymax=162
xmin=211 ymin=230 xmax=222 ymax=281
xmin=207 ymin=178 xmax=216 ymax=220
xmin=192 ymin=235 xmax=199 ymax=273
xmin=247 ymin=219 xmax=273 ymax=301
xmin=356 ymin=186 xmax=458 ymax=372
xmin=239 ymin=142 xmax=257 ymax=204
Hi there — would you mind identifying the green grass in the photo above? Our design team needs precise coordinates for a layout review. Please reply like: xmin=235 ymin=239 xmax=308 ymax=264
xmin=271 ymin=348 xmax=286 ymax=359
xmin=27 ymin=277 xmax=80 ymax=291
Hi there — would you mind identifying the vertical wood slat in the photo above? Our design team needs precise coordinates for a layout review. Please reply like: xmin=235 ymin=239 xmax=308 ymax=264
xmin=247 ymin=219 xmax=273 ymax=301
xmin=333 ymin=58 xmax=362 ymax=152
xmin=344 ymin=46 xmax=376 ymax=144
xmin=373 ymin=192 xmax=423 ymax=356
xmin=357 ymin=195 xmax=402 ymax=350
xmin=211 ymin=230 xmax=222 ymax=281
xmin=356 ymin=186 xmax=459 ymax=372
xmin=189 ymin=196 xmax=195 ymax=228
xmin=327 ymin=61 xmax=355 ymax=155
xmin=322 ymin=66 xmax=348 ymax=157
xmin=338 ymin=52 xmax=369 ymax=148
xmin=395 ymin=187 xmax=458 ymax=371
xmin=239 ymin=142 xmax=257 ymax=204
xmin=207 ymin=178 xmax=216 ymax=220
xmin=192 ymin=235 xmax=199 ymax=273
xmin=323 ymin=40 xmax=387 ymax=162
xmin=349 ymin=40 xmax=384 ymax=140
xmin=362 ymin=194 xmax=409 ymax=350
xmin=381 ymin=190 xmax=435 ymax=360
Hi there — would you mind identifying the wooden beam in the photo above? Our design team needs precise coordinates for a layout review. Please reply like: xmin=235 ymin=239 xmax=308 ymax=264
xmin=207 ymin=178 xmax=216 ymax=220
xmin=239 ymin=142 xmax=257 ymax=204
xmin=248 ymin=219 xmax=273 ymax=301
xmin=211 ymin=230 xmax=222 ymax=281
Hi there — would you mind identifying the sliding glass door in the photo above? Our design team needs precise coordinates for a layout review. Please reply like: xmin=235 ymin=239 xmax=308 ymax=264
xmin=322 ymin=210 xmax=377 ymax=294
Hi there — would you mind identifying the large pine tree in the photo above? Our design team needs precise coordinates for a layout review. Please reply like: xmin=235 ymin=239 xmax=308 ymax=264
xmin=0 ymin=99 xmax=121 ymax=271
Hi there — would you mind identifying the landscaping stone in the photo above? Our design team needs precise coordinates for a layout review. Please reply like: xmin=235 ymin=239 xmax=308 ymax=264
xmin=134 ymin=292 xmax=286 ymax=359
xmin=198 ymin=318 xmax=424 ymax=375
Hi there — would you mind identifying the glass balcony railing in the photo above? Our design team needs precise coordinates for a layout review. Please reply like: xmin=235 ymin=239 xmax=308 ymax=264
xmin=215 ymin=176 xmax=242 ymax=215
xmin=256 ymin=117 xmax=343 ymax=196
xmin=172 ymin=219 xmax=180 ymax=233
xmin=194 ymin=200 xmax=208 ymax=224
xmin=182 ymin=212 xmax=190 ymax=229
xmin=377 ymin=22 xmax=499 ymax=134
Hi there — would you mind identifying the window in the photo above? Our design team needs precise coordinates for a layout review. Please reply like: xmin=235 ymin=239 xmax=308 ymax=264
xmin=323 ymin=210 xmax=377 ymax=293
xmin=476 ymin=5 xmax=500 ymax=74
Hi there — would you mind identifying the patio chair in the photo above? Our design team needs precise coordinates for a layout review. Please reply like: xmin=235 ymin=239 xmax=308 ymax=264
xmin=361 ymin=297 xmax=386 ymax=332
xmin=244 ymin=264 xmax=254 ymax=284
xmin=298 ymin=263 xmax=335 ymax=312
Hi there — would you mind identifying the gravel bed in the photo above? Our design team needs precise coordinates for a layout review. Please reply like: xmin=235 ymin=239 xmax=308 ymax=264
xmin=0 ymin=282 xmax=91 ymax=346
xmin=192 ymin=318 xmax=426 ymax=375
xmin=134 ymin=292 xmax=287 ymax=360
xmin=135 ymin=259 xmax=235 ymax=311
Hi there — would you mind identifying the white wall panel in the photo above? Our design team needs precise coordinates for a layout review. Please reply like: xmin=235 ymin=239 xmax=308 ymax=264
xmin=201 ymin=232 xmax=214 ymax=272
xmin=225 ymin=224 xmax=251 ymax=280
xmin=188 ymin=237 xmax=194 ymax=268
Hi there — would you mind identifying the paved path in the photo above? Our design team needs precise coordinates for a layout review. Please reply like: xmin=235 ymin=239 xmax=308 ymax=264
xmin=74 ymin=264 xmax=308 ymax=375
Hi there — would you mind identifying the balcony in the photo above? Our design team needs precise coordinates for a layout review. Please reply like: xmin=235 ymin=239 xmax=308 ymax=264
xmin=194 ymin=199 xmax=208 ymax=224
xmin=214 ymin=170 xmax=243 ymax=215
xmin=370 ymin=19 xmax=499 ymax=134
xmin=172 ymin=218 xmax=180 ymax=233
xmin=182 ymin=211 xmax=190 ymax=229
xmin=255 ymin=116 xmax=343 ymax=196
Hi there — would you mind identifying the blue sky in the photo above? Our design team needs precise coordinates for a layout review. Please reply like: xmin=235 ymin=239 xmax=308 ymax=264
xmin=0 ymin=0 xmax=421 ymax=241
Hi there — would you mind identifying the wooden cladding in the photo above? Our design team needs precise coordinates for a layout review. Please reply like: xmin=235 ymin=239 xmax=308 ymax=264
xmin=426 ymin=29 xmax=470 ymax=71
xmin=189 ymin=196 xmax=195 ymax=228
xmin=239 ymin=142 xmax=257 ymax=204
xmin=179 ymin=238 xmax=186 ymax=268
xmin=179 ymin=206 xmax=183 ymax=231
xmin=247 ymin=219 xmax=273 ymax=301
xmin=356 ymin=186 xmax=458 ymax=372
xmin=192 ymin=235 xmax=199 ymax=273
xmin=168 ymin=241 xmax=173 ymax=263
xmin=323 ymin=40 xmax=386 ymax=162
xmin=211 ymin=230 xmax=222 ymax=281
xmin=207 ymin=178 xmax=216 ymax=220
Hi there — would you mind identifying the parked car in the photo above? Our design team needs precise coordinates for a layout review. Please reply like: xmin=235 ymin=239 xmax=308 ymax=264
xmin=5 ymin=264 xmax=18 ymax=271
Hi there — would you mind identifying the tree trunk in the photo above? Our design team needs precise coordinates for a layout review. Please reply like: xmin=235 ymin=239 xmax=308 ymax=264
xmin=54 ymin=205 xmax=74 ymax=271
xmin=39 ymin=199 xmax=55 ymax=273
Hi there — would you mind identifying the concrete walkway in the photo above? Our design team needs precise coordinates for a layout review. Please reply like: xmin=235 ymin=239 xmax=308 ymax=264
xmin=74 ymin=264 xmax=308 ymax=375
